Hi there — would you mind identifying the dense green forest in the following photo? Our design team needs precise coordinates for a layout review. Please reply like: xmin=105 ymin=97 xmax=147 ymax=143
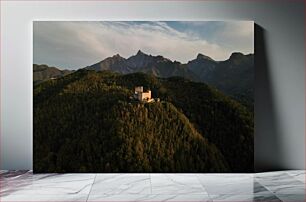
xmin=34 ymin=70 xmax=253 ymax=173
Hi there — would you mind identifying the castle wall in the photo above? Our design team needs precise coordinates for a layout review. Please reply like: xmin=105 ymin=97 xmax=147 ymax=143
xmin=140 ymin=91 xmax=151 ymax=101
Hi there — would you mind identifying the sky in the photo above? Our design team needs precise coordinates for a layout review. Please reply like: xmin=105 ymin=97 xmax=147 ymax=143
xmin=33 ymin=21 xmax=254 ymax=70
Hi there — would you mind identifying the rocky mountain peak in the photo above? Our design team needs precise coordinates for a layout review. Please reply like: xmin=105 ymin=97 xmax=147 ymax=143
xmin=111 ymin=54 xmax=124 ymax=60
xmin=229 ymin=52 xmax=245 ymax=60
xmin=136 ymin=50 xmax=146 ymax=56
xmin=196 ymin=53 xmax=214 ymax=61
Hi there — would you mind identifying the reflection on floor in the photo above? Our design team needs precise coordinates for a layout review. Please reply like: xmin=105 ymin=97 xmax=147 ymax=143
xmin=0 ymin=170 xmax=305 ymax=201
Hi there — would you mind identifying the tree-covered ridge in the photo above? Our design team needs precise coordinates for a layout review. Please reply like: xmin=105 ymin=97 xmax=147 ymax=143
xmin=33 ymin=64 xmax=74 ymax=84
xmin=34 ymin=70 xmax=253 ymax=173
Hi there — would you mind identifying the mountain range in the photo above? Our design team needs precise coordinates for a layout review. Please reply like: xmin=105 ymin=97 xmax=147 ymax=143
xmin=85 ymin=50 xmax=199 ymax=81
xmin=33 ymin=50 xmax=254 ymax=107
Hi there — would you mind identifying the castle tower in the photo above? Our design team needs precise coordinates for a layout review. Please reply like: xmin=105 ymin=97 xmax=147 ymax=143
xmin=135 ymin=86 xmax=143 ymax=94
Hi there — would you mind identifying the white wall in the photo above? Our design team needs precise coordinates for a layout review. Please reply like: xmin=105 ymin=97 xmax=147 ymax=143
xmin=1 ymin=0 xmax=304 ymax=170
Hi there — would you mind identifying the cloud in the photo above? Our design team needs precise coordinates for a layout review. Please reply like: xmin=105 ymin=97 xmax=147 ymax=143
xmin=33 ymin=21 xmax=253 ymax=70
xmin=212 ymin=21 xmax=254 ymax=52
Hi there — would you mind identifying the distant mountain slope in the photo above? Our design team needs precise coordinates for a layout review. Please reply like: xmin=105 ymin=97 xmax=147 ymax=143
xmin=187 ymin=53 xmax=217 ymax=79
xmin=85 ymin=54 xmax=133 ymax=74
xmin=34 ymin=70 xmax=253 ymax=173
xmin=33 ymin=64 xmax=74 ymax=84
xmin=187 ymin=52 xmax=254 ymax=108
xmin=83 ymin=50 xmax=254 ymax=107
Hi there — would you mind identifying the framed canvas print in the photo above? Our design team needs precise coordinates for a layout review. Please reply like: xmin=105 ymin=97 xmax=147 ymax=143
xmin=33 ymin=21 xmax=254 ymax=173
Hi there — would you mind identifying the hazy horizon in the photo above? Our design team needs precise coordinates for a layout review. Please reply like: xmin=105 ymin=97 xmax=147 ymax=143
xmin=34 ymin=21 xmax=254 ymax=70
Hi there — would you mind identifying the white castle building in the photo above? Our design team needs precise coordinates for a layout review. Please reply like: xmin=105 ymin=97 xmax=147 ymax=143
xmin=134 ymin=86 xmax=154 ymax=102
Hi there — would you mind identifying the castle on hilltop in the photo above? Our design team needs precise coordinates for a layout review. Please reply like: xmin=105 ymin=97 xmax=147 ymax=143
xmin=134 ymin=86 xmax=154 ymax=103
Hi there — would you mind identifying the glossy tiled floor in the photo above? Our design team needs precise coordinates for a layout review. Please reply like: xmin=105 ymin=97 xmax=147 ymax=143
xmin=0 ymin=170 xmax=305 ymax=201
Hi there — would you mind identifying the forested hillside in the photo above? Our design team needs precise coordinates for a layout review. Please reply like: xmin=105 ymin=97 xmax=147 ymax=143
xmin=34 ymin=70 xmax=253 ymax=173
